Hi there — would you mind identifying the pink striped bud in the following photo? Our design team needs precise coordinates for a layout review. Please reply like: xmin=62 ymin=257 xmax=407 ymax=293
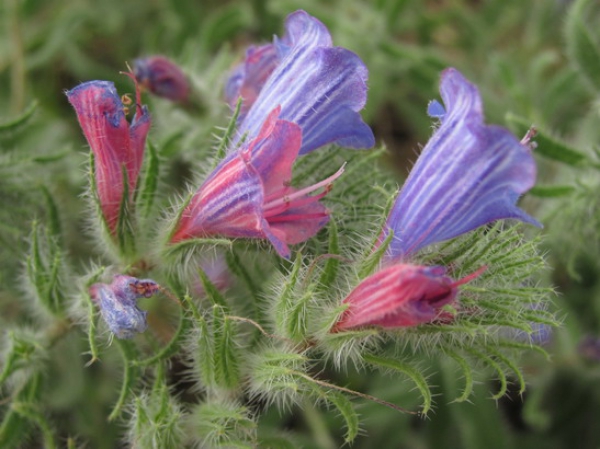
xmin=334 ymin=264 xmax=485 ymax=331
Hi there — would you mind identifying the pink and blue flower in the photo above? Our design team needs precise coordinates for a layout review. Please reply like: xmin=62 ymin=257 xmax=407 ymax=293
xmin=335 ymin=68 xmax=539 ymax=331
xmin=90 ymin=275 xmax=159 ymax=339
xmin=225 ymin=10 xmax=374 ymax=155
xmin=171 ymin=11 xmax=372 ymax=256
xmin=66 ymin=80 xmax=150 ymax=234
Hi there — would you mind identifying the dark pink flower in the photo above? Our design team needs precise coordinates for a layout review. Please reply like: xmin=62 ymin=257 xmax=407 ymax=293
xmin=333 ymin=265 xmax=484 ymax=331
xmin=170 ymin=107 xmax=342 ymax=258
xmin=66 ymin=80 xmax=150 ymax=234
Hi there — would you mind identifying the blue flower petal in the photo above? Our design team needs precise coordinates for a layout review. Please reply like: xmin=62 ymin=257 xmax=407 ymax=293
xmin=232 ymin=10 xmax=374 ymax=154
xmin=385 ymin=68 xmax=540 ymax=260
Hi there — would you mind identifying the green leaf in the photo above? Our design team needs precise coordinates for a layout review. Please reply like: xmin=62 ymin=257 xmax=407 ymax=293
xmin=115 ymin=165 xmax=136 ymax=258
xmin=325 ymin=391 xmax=360 ymax=443
xmin=127 ymin=378 xmax=184 ymax=449
xmin=198 ymin=266 xmax=229 ymax=309
xmin=529 ymin=185 xmax=575 ymax=198
xmin=0 ymin=101 xmax=38 ymax=136
xmin=274 ymin=252 xmax=303 ymax=338
xmin=364 ymin=354 xmax=432 ymax=414
xmin=108 ymin=340 xmax=139 ymax=422
xmin=189 ymin=400 xmax=257 ymax=448
xmin=212 ymin=97 xmax=243 ymax=168
xmin=137 ymin=140 xmax=160 ymax=219
xmin=0 ymin=329 xmax=46 ymax=386
xmin=40 ymin=186 xmax=62 ymax=240
xmin=446 ymin=350 xmax=474 ymax=403
xmin=212 ymin=306 xmax=241 ymax=389
xmin=284 ymin=289 xmax=312 ymax=343
xmin=506 ymin=113 xmax=588 ymax=166
xmin=486 ymin=347 xmax=526 ymax=395
xmin=25 ymin=221 xmax=66 ymax=316
xmin=318 ymin=219 xmax=340 ymax=291
xmin=464 ymin=348 xmax=508 ymax=400
xmin=358 ymin=227 xmax=393 ymax=279
xmin=0 ymin=374 xmax=42 ymax=448
xmin=565 ymin=0 xmax=600 ymax=92
xmin=193 ymin=313 xmax=215 ymax=387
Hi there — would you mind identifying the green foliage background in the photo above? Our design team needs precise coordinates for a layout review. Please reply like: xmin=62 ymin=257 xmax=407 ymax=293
xmin=1 ymin=0 xmax=600 ymax=447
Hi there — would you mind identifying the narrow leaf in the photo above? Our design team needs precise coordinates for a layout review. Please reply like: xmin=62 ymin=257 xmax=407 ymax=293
xmin=108 ymin=340 xmax=139 ymax=421
xmin=465 ymin=348 xmax=507 ymax=400
xmin=446 ymin=350 xmax=474 ymax=403
xmin=364 ymin=354 xmax=432 ymax=414
xmin=40 ymin=186 xmax=62 ymax=240
xmin=529 ymin=185 xmax=575 ymax=198
xmin=194 ymin=313 xmax=215 ymax=387
xmin=212 ymin=307 xmax=241 ymax=389
xmin=358 ymin=227 xmax=394 ymax=279
xmin=137 ymin=140 xmax=160 ymax=218
xmin=198 ymin=266 xmax=229 ymax=309
xmin=326 ymin=391 xmax=360 ymax=443
xmin=318 ymin=219 xmax=340 ymax=290
xmin=212 ymin=97 xmax=243 ymax=168
xmin=0 ymin=101 xmax=38 ymax=136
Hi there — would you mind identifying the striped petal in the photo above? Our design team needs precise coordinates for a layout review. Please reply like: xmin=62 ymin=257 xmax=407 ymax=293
xmin=229 ymin=10 xmax=374 ymax=155
xmin=66 ymin=81 xmax=150 ymax=233
xmin=334 ymin=264 xmax=458 ymax=330
xmin=384 ymin=68 xmax=540 ymax=260
xmin=171 ymin=108 xmax=335 ymax=258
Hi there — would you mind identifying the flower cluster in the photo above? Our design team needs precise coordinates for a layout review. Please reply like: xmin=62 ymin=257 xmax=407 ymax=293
xmin=169 ymin=10 xmax=374 ymax=257
xmin=66 ymin=11 xmax=540 ymax=345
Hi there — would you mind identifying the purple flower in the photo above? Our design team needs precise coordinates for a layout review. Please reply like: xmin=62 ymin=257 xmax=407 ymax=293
xmin=66 ymin=80 xmax=150 ymax=234
xmin=170 ymin=108 xmax=343 ymax=258
xmin=90 ymin=275 xmax=159 ymax=339
xmin=334 ymin=68 xmax=539 ymax=331
xmin=225 ymin=10 xmax=374 ymax=155
xmin=225 ymin=44 xmax=279 ymax=121
xmin=383 ymin=68 xmax=540 ymax=261
xmin=134 ymin=56 xmax=190 ymax=102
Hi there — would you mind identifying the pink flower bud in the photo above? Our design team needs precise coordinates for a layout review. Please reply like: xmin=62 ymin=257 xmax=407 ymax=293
xmin=333 ymin=264 xmax=484 ymax=331
xmin=134 ymin=56 xmax=190 ymax=102
xmin=66 ymin=80 xmax=150 ymax=234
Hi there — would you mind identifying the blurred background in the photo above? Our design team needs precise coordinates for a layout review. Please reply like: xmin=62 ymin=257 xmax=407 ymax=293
xmin=2 ymin=0 xmax=600 ymax=447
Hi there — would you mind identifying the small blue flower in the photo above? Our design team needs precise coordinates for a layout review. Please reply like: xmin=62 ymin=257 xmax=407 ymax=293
xmin=90 ymin=275 xmax=159 ymax=339
xmin=226 ymin=10 xmax=375 ymax=155
xmin=383 ymin=68 xmax=540 ymax=261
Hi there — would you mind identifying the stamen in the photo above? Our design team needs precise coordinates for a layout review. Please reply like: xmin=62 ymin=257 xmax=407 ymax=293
xmin=520 ymin=126 xmax=538 ymax=151
xmin=451 ymin=265 xmax=487 ymax=288
xmin=263 ymin=164 xmax=345 ymax=215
